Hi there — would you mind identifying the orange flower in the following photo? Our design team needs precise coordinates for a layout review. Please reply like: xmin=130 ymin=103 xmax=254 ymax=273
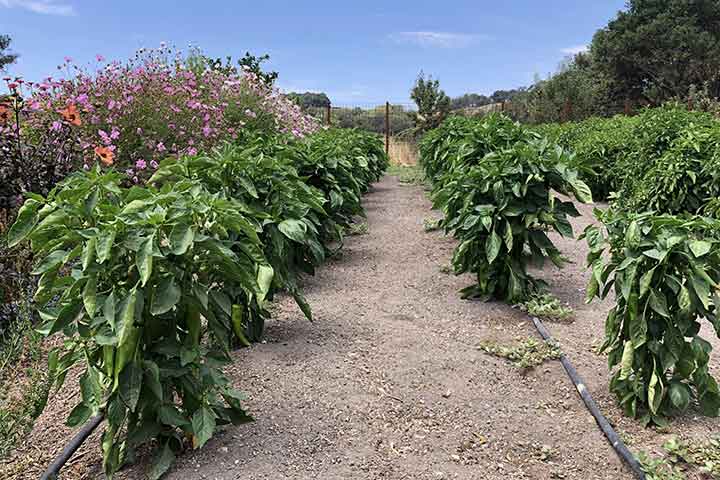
xmin=94 ymin=146 xmax=114 ymax=166
xmin=0 ymin=103 xmax=10 ymax=126
xmin=60 ymin=103 xmax=81 ymax=126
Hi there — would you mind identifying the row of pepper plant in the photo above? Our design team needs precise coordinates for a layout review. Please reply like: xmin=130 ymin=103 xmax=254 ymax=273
xmin=425 ymin=106 xmax=720 ymax=427
xmin=4 ymin=48 xmax=387 ymax=479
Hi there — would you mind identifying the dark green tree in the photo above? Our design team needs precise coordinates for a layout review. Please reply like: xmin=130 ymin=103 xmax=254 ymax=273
xmin=0 ymin=35 xmax=18 ymax=71
xmin=287 ymin=92 xmax=331 ymax=109
xmin=410 ymin=71 xmax=451 ymax=131
xmin=592 ymin=0 xmax=720 ymax=104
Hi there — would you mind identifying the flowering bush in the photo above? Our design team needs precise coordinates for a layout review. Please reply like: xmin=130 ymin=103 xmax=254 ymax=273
xmin=8 ymin=45 xmax=319 ymax=182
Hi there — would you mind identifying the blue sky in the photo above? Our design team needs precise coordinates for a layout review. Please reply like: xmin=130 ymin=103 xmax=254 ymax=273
xmin=1 ymin=0 xmax=626 ymax=104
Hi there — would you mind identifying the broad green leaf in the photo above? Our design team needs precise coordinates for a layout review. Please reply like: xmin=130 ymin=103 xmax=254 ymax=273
xmin=638 ymin=267 xmax=655 ymax=299
xmin=625 ymin=221 xmax=640 ymax=249
xmin=66 ymin=403 xmax=92 ymax=427
xmin=170 ymin=224 xmax=194 ymax=256
xmin=96 ymin=229 xmax=116 ymax=264
xmin=689 ymin=240 xmax=712 ymax=258
xmin=151 ymin=277 xmax=181 ymax=316
xmin=256 ymin=264 xmax=274 ymax=305
xmin=278 ymin=219 xmax=307 ymax=243
xmin=81 ymin=237 xmax=97 ymax=271
xmin=31 ymin=249 xmax=67 ymax=275
xmin=191 ymin=407 xmax=216 ymax=449
xmin=83 ymin=274 xmax=98 ymax=318
xmin=148 ymin=442 xmax=176 ymax=480
xmin=571 ymin=179 xmax=593 ymax=203
xmin=619 ymin=341 xmax=634 ymax=380
xmin=668 ymin=382 xmax=690 ymax=410
xmin=136 ymin=235 xmax=155 ymax=287
xmin=7 ymin=199 xmax=40 ymax=247
xmin=486 ymin=230 xmax=501 ymax=264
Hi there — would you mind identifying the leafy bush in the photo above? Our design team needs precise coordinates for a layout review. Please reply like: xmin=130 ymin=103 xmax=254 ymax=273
xmin=8 ymin=167 xmax=272 ymax=478
xmin=536 ymin=114 xmax=638 ymax=201
xmin=584 ymin=210 xmax=720 ymax=425
xmin=540 ymin=104 xmax=720 ymax=211
xmin=422 ymin=114 xmax=591 ymax=302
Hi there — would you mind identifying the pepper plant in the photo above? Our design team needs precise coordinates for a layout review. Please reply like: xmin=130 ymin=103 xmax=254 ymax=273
xmin=8 ymin=166 xmax=273 ymax=478
xmin=150 ymin=135 xmax=330 ymax=336
xmin=583 ymin=210 xmax=720 ymax=425
xmin=423 ymin=115 xmax=591 ymax=302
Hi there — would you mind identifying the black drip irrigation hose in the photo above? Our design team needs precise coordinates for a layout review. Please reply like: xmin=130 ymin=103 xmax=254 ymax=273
xmin=40 ymin=414 xmax=104 ymax=480
xmin=531 ymin=316 xmax=646 ymax=480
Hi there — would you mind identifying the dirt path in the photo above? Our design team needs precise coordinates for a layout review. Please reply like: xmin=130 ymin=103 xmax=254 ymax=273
xmin=11 ymin=173 xmax=720 ymax=479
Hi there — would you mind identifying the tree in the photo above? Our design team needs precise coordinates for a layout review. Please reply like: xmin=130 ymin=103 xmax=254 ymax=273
xmin=287 ymin=92 xmax=331 ymax=109
xmin=591 ymin=0 xmax=720 ymax=105
xmin=0 ymin=35 xmax=18 ymax=71
xmin=410 ymin=71 xmax=451 ymax=131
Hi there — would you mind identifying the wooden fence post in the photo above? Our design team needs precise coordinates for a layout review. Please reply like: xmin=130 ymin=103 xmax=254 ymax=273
xmin=385 ymin=101 xmax=390 ymax=157
xmin=325 ymin=104 xmax=331 ymax=126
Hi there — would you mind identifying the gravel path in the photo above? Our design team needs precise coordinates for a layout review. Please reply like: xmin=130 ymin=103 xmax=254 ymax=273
xmin=8 ymin=173 xmax=720 ymax=479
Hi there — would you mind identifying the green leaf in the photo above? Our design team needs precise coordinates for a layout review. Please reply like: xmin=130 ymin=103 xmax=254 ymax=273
xmin=278 ymin=219 xmax=308 ymax=243
xmin=170 ymin=224 xmax=194 ymax=256
xmin=96 ymin=228 xmax=116 ymax=264
xmin=158 ymin=405 xmax=189 ymax=427
xmin=66 ymin=403 xmax=92 ymax=427
xmin=256 ymin=264 xmax=274 ymax=305
xmin=571 ymin=179 xmax=593 ymax=203
xmin=119 ymin=362 xmax=143 ymax=412
xmin=668 ymin=382 xmax=691 ymax=410
xmin=689 ymin=240 xmax=712 ymax=258
xmin=486 ymin=230 xmax=501 ymax=264
xmin=151 ymin=277 xmax=181 ymax=316
xmin=83 ymin=274 xmax=98 ymax=318
xmin=136 ymin=235 xmax=155 ymax=287
xmin=191 ymin=407 xmax=216 ymax=449
xmin=31 ymin=249 xmax=67 ymax=275
xmin=619 ymin=341 xmax=634 ymax=380
xmin=649 ymin=289 xmax=670 ymax=317
xmin=625 ymin=221 xmax=640 ymax=249
xmin=148 ymin=442 xmax=176 ymax=480
xmin=7 ymin=199 xmax=40 ymax=247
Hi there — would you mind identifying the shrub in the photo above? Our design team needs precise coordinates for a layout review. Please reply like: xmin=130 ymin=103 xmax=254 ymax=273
xmin=8 ymin=167 xmax=272 ymax=478
xmin=422 ymin=114 xmax=592 ymax=302
xmin=584 ymin=210 xmax=720 ymax=425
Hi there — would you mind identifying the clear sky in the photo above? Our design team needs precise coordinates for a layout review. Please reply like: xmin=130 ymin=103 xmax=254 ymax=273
xmin=0 ymin=0 xmax=627 ymax=104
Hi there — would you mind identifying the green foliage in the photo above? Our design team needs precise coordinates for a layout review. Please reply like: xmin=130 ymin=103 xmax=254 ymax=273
xmin=478 ymin=337 xmax=562 ymax=370
xmin=0 ymin=35 xmax=17 ymax=70
xmin=287 ymin=92 xmax=331 ymax=109
xmin=639 ymin=436 xmax=720 ymax=479
xmin=387 ymin=164 xmax=425 ymax=185
xmin=411 ymin=71 xmax=451 ymax=131
xmin=584 ymin=210 xmax=720 ymax=425
xmin=9 ymin=167 xmax=268 ymax=477
xmin=592 ymin=0 xmax=720 ymax=104
xmin=541 ymin=104 xmax=720 ymax=211
xmin=421 ymin=114 xmax=591 ymax=302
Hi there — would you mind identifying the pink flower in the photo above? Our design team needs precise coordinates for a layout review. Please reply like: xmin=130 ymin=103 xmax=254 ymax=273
xmin=135 ymin=159 xmax=147 ymax=170
xmin=51 ymin=121 xmax=62 ymax=131
xmin=150 ymin=160 xmax=159 ymax=169
xmin=156 ymin=142 xmax=166 ymax=152
xmin=96 ymin=54 xmax=105 ymax=62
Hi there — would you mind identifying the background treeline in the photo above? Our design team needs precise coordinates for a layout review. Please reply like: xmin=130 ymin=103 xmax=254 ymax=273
xmin=505 ymin=0 xmax=720 ymax=123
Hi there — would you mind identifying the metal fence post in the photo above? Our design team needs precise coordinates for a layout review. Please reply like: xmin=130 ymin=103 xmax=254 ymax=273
xmin=385 ymin=101 xmax=390 ymax=157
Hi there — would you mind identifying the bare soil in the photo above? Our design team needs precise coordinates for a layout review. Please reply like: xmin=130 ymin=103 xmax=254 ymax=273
xmin=2 ymin=174 xmax=719 ymax=479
